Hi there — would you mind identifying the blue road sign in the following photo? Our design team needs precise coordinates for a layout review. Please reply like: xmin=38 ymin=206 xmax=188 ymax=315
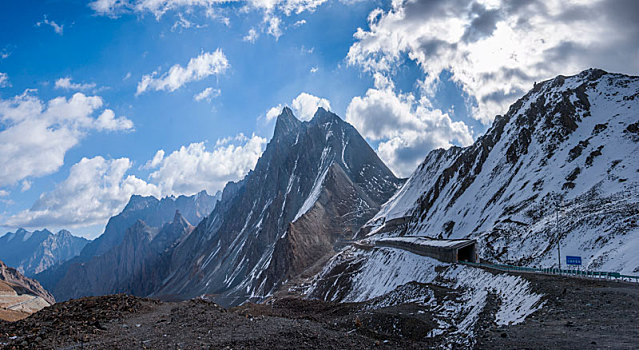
xmin=566 ymin=256 xmax=582 ymax=266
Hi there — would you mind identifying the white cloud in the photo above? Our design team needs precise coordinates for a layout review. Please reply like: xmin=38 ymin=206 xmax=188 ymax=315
xmin=265 ymin=92 xmax=331 ymax=122
xmin=5 ymin=156 xmax=160 ymax=229
xmin=243 ymin=28 xmax=259 ymax=43
xmin=265 ymin=104 xmax=284 ymax=121
xmin=0 ymin=91 xmax=134 ymax=187
xmin=143 ymin=149 xmax=165 ymax=169
xmin=146 ymin=134 xmax=267 ymax=196
xmin=20 ymin=180 xmax=31 ymax=192
xmin=4 ymin=131 xmax=266 ymax=230
xmin=291 ymin=92 xmax=331 ymax=121
xmin=54 ymin=77 xmax=97 ymax=91
xmin=293 ymin=19 xmax=306 ymax=27
xmin=0 ymin=73 xmax=9 ymax=88
xmin=348 ymin=0 xmax=639 ymax=124
xmin=0 ymin=190 xmax=9 ymax=197
xmin=36 ymin=16 xmax=64 ymax=35
xmin=0 ymin=50 xmax=10 ymax=60
xmin=193 ymin=87 xmax=221 ymax=102
xmin=136 ymin=49 xmax=228 ymax=95
xmin=89 ymin=0 xmax=123 ymax=16
xmin=266 ymin=16 xmax=283 ymax=39
xmin=95 ymin=109 xmax=135 ymax=131
xmin=88 ymin=0 xmax=329 ymax=38
xmin=346 ymin=76 xmax=473 ymax=177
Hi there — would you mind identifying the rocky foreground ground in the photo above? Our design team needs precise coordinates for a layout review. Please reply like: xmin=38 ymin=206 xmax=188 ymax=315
xmin=1 ymin=270 xmax=638 ymax=349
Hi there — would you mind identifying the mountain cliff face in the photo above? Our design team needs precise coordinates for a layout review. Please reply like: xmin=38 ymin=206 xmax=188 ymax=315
xmin=0 ymin=229 xmax=88 ymax=277
xmin=38 ymin=191 xmax=218 ymax=301
xmin=154 ymin=107 xmax=403 ymax=305
xmin=0 ymin=259 xmax=54 ymax=321
xmin=79 ymin=190 xmax=218 ymax=260
xmin=51 ymin=212 xmax=194 ymax=300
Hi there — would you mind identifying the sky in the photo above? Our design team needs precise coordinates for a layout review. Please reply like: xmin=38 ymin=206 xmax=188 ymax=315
xmin=0 ymin=0 xmax=638 ymax=239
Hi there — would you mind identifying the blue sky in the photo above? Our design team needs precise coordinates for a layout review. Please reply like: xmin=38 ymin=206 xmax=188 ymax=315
xmin=1 ymin=0 xmax=637 ymax=238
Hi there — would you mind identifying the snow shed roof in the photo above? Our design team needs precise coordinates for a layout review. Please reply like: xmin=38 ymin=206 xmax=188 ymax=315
xmin=376 ymin=236 xmax=475 ymax=249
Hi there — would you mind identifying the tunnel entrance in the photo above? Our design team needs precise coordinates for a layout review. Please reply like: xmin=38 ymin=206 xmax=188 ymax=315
xmin=457 ymin=243 xmax=476 ymax=263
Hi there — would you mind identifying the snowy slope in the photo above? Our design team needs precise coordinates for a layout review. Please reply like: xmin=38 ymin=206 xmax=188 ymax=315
xmin=304 ymin=69 xmax=637 ymax=344
xmin=360 ymin=69 xmax=639 ymax=273
xmin=306 ymin=246 xmax=543 ymax=345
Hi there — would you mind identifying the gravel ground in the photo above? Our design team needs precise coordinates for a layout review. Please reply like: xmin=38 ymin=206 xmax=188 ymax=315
xmin=0 ymin=295 xmax=429 ymax=349
xmin=476 ymin=271 xmax=639 ymax=349
xmin=1 ymin=272 xmax=637 ymax=349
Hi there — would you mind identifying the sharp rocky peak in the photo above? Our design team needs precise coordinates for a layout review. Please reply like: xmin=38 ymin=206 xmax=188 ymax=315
xmin=310 ymin=106 xmax=339 ymax=124
xmin=273 ymin=107 xmax=302 ymax=138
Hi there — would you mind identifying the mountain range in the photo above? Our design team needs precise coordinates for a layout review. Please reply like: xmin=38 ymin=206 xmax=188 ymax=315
xmin=36 ymin=191 xmax=220 ymax=301
xmin=0 ymin=229 xmax=89 ymax=277
xmin=11 ymin=69 xmax=638 ymax=322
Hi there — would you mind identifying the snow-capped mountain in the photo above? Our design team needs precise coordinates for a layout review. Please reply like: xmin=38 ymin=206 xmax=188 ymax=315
xmin=359 ymin=68 xmax=639 ymax=273
xmin=0 ymin=229 xmax=89 ymax=277
xmin=37 ymin=191 xmax=219 ymax=301
xmin=304 ymin=69 xmax=638 ymax=343
xmin=154 ymin=107 xmax=403 ymax=304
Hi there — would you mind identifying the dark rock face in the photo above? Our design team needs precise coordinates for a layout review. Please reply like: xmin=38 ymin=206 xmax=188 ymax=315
xmin=79 ymin=190 xmax=218 ymax=259
xmin=0 ymin=229 xmax=88 ymax=277
xmin=37 ymin=191 xmax=218 ymax=301
xmin=50 ymin=212 xmax=194 ymax=301
xmin=155 ymin=107 xmax=402 ymax=305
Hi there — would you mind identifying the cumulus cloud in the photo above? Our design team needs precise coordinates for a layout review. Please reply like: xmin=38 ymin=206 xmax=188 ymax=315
xmin=54 ymin=77 xmax=97 ymax=91
xmin=243 ymin=28 xmax=259 ymax=43
xmin=4 ymin=131 xmax=266 ymax=230
xmin=265 ymin=104 xmax=284 ymax=121
xmin=146 ymin=134 xmax=267 ymax=196
xmin=291 ymin=92 xmax=331 ymax=121
xmin=265 ymin=92 xmax=331 ymax=122
xmin=346 ymin=74 xmax=473 ymax=177
xmin=5 ymin=156 xmax=160 ymax=229
xmin=136 ymin=49 xmax=228 ymax=95
xmin=35 ymin=16 xmax=64 ymax=35
xmin=143 ymin=149 xmax=165 ymax=169
xmin=348 ymin=0 xmax=639 ymax=124
xmin=0 ymin=73 xmax=9 ymax=87
xmin=193 ymin=87 xmax=221 ymax=102
xmin=0 ymin=91 xmax=134 ymax=187
xmin=96 ymin=109 xmax=135 ymax=131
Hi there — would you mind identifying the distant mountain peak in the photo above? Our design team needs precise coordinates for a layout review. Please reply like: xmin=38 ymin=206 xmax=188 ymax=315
xmin=123 ymin=194 xmax=160 ymax=212
xmin=274 ymin=107 xmax=302 ymax=137
xmin=310 ymin=106 xmax=337 ymax=123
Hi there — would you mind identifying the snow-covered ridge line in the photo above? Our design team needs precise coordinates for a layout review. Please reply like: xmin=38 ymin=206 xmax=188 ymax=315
xmin=359 ymin=68 xmax=639 ymax=274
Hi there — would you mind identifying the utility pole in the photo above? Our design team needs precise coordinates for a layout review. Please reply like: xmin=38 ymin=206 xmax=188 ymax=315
xmin=556 ymin=202 xmax=561 ymax=270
